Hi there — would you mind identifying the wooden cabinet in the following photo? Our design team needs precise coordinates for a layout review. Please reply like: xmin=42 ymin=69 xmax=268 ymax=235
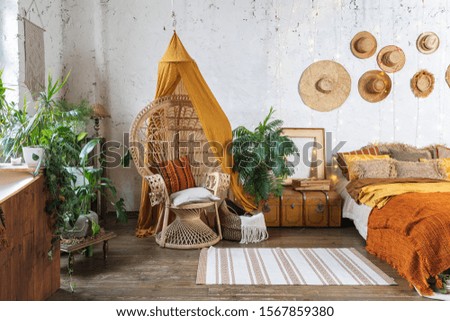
xmin=0 ymin=175 xmax=60 ymax=300
xmin=264 ymin=188 xmax=342 ymax=227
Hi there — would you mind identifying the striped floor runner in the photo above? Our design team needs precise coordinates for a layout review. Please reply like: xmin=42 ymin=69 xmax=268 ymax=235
xmin=196 ymin=247 xmax=396 ymax=286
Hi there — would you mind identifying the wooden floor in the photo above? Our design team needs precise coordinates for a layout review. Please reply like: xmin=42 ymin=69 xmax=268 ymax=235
xmin=49 ymin=215 xmax=429 ymax=301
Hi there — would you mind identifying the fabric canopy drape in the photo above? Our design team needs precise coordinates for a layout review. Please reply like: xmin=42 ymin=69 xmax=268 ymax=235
xmin=136 ymin=32 xmax=255 ymax=237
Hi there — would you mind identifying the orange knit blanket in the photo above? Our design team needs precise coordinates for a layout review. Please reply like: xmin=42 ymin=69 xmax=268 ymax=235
xmin=367 ymin=192 xmax=450 ymax=295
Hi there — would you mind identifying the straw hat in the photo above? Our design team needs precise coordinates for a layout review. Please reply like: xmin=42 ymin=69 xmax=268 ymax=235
xmin=358 ymin=70 xmax=392 ymax=103
xmin=446 ymin=65 xmax=450 ymax=88
xmin=377 ymin=45 xmax=405 ymax=73
xmin=350 ymin=31 xmax=377 ymax=59
xmin=416 ymin=32 xmax=440 ymax=54
xmin=411 ymin=70 xmax=434 ymax=98
xmin=298 ymin=60 xmax=351 ymax=112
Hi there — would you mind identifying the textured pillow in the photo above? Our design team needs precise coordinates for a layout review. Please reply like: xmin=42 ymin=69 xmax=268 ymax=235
xmin=420 ymin=158 xmax=450 ymax=180
xmin=350 ymin=159 xmax=397 ymax=180
xmin=437 ymin=145 xmax=450 ymax=159
xmin=395 ymin=160 xmax=444 ymax=179
xmin=389 ymin=149 xmax=431 ymax=162
xmin=336 ymin=146 xmax=380 ymax=179
xmin=365 ymin=143 xmax=433 ymax=161
xmin=438 ymin=158 xmax=450 ymax=179
xmin=344 ymin=154 xmax=391 ymax=180
xmin=170 ymin=187 xmax=220 ymax=207
xmin=154 ymin=156 xmax=196 ymax=194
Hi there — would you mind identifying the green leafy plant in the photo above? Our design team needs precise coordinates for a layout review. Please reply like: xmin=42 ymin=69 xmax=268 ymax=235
xmin=232 ymin=107 xmax=298 ymax=205
xmin=72 ymin=138 xmax=127 ymax=224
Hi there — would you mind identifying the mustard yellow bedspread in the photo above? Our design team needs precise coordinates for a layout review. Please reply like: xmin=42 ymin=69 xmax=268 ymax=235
xmin=358 ymin=182 xmax=450 ymax=208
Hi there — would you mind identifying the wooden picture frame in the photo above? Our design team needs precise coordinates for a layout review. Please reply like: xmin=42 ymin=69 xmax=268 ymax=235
xmin=281 ymin=128 xmax=326 ymax=183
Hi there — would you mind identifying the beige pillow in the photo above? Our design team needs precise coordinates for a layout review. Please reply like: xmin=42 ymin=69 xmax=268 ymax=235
xmin=343 ymin=154 xmax=391 ymax=180
xmin=351 ymin=159 xmax=397 ymax=180
xmin=395 ymin=160 xmax=444 ymax=179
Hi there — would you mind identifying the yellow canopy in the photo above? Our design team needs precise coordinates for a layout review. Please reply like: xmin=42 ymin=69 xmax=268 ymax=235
xmin=136 ymin=32 xmax=255 ymax=237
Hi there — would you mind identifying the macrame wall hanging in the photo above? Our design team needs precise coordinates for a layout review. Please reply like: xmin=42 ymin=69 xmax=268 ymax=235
xmin=21 ymin=0 xmax=46 ymax=100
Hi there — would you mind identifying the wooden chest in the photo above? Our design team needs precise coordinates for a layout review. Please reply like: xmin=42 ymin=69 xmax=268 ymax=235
xmin=263 ymin=188 xmax=342 ymax=227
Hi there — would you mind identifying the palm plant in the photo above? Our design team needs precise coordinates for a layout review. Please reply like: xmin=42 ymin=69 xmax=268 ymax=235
xmin=232 ymin=107 xmax=298 ymax=205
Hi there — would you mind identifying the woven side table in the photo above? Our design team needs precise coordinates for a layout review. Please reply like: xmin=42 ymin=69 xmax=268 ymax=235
xmin=155 ymin=202 xmax=221 ymax=249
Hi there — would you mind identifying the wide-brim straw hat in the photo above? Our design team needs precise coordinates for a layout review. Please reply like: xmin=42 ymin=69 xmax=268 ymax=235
xmin=446 ymin=65 xmax=450 ymax=88
xmin=411 ymin=70 xmax=435 ymax=98
xmin=350 ymin=31 xmax=377 ymax=59
xmin=358 ymin=70 xmax=392 ymax=103
xmin=298 ymin=60 xmax=351 ymax=112
xmin=416 ymin=32 xmax=440 ymax=54
xmin=377 ymin=45 xmax=406 ymax=73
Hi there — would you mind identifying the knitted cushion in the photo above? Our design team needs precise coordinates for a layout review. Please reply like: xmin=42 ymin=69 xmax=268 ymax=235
xmin=155 ymin=156 xmax=196 ymax=194
xmin=337 ymin=146 xmax=380 ymax=180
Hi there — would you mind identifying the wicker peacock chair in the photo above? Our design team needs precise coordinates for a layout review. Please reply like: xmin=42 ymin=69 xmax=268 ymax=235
xmin=130 ymin=95 xmax=230 ymax=249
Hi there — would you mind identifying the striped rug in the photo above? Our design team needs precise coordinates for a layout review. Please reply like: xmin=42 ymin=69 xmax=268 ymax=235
xmin=196 ymin=247 xmax=396 ymax=286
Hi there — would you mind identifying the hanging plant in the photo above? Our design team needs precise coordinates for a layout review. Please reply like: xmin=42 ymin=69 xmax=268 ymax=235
xmin=232 ymin=107 xmax=297 ymax=206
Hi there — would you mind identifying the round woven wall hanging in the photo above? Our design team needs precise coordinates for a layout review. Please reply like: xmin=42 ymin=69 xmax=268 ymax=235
xmin=377 ymin=45 xmax=405 ymax=73
xmin=358 ymin=70 xmax=392 ymax=103
xmin=411 ymin=70 xmax=435 ymax=98
xmin=298 ymin=60 xmax=351 ymax=112
xmin=350 ymin=31 xmax=377 ymax=59
xmin=446 ymin=65 xmax=450 ymax=88
xmin=416 ymin=32 xmax=440 ymax=54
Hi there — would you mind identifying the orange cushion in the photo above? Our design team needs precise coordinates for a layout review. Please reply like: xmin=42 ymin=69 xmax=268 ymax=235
xmin=155 ymin=156 xmax=196 ymax=194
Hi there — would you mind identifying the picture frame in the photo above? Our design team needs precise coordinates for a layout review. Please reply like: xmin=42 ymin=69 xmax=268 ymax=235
xmin=281 ymin=128 xmax=326 ymax=183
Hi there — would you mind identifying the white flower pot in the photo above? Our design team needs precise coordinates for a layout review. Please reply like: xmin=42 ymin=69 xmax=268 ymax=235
xmin=10 ymin=156 xmax=22 ymax=165
xmin=23 ymin=147 xmax=45 ymax=167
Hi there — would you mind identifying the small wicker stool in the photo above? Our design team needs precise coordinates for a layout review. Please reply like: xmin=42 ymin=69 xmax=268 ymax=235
xmin=218 ymin=201 xmax=242 ymax=242
xmin=155 ymin=202 xmax=221 ymax=249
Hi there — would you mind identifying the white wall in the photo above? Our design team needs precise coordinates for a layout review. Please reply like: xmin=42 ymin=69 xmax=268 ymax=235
xmin=0 ymin=0 xmax=19 ymax=103
xmin=13 ymin=0 xmax=450 ymax=211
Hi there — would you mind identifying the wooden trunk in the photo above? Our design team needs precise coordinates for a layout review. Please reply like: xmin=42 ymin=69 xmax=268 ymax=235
xmin=261 ymin=196 xmax=280 ymax=227
xmin=265 ymin=188 xmax=342 ymax=227
xmin=0 ymin=175 xmax=60 ymax=300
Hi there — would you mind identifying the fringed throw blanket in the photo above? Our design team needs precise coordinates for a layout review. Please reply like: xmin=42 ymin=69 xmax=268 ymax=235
xmin=240 ymin=213 xmax=268 ymax=244
xmin=366 ymin=192 xmax=450 ymax=295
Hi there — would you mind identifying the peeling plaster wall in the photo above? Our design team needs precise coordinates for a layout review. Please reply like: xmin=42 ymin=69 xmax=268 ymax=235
xmin=12 ymin=0 xmax=450 ymax=211
xmin=0 ymin=0 xmax=19 ymax=103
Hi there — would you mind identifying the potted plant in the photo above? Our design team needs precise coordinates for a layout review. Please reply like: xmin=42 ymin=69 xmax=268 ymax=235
xmin=60 ymin=138 xmax=127 ymax=239
xmin=232 ymin=107 xmax=298 ymax=207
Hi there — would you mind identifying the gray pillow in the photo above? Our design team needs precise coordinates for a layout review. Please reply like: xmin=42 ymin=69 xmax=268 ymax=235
xmin=395 ymin=160 xmax=444 ymax=179
xmin=389 ymin=149 xmax=432 ymax=162
xmin=437 ymin=145 xmax=450 ymax=159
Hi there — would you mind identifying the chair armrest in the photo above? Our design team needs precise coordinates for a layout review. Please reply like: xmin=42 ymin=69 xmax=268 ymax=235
xmin=205 ymin=172 xmax=230 ymax=197
xmin=144 ymin=174 xmax=169 ymax=207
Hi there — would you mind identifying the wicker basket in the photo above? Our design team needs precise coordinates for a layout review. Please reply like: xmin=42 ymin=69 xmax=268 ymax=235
xmin=218 ymin=201 xmax=241 ymax=242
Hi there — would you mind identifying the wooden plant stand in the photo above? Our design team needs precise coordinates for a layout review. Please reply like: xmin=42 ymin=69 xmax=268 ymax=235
xmin=60 ymin=231 xmax=117 ymax=271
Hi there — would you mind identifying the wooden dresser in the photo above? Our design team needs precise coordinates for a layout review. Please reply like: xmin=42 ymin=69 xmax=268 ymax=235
xmin=262 ymin=188 xmax=342 ymax=227
xmin=0 ymin=175 xmax=60 ymax=300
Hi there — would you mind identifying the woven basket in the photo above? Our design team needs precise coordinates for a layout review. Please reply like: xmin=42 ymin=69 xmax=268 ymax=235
xmin=218 ymin=201 xmax=241 ymax=242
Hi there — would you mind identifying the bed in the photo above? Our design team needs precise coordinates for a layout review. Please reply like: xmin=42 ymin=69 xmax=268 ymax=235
xmin=335 ymin=177 xmax=371 ymax=240
xmin=335 ymin=144 xmax=450 ymax=297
